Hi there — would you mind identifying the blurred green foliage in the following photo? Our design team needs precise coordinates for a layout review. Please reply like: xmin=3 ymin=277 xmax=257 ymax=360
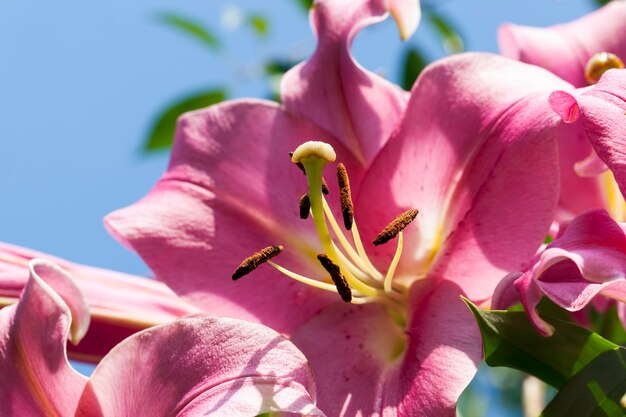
xmin=248 ymin=14 xmax=269 ymax=38
xmin=425 ymin=10 xmax=465 ymax=54
xmin=590 ymin=305 xmax=626 ymax=346
xmin=144 ymin=90 xmax=226 ymax=151
xmin=159 ymin=13 xmax=220 ymax=51
xmin=400 ymin=47 xmax=429 ymax=90
xmin=296 ymin=0 xmax=314 ymax=12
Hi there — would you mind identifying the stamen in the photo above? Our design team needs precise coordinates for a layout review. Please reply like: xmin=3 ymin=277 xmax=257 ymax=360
xmin=322 ymin=197 xmax=381 ymax=279
xmin=383 ymin=232 xmax=404 ymax=293
xmin=321 ymin=177 xmax=330 ymax=195
xmin=337 ymin=163 xmax=354 ymax=230
xmin=317 ymin=253 xmax=352 ymax=302
xmin=373 ymin=209 xmax=419 ymax=246
xmin=232 ymin=245 xmax=283 ymax=280
xmin=299 ymin=194 xmax=311 ymax=219
xmin=267 ymin=261 xmax=338 ymax=293
xmin=585 ymin=52 xmax=624 ymax=85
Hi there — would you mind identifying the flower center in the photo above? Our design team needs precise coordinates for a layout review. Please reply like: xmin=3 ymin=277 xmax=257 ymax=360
xmin=585 ymin=52 xmax=624 ymax=85
xmin=232 ymin=141 xmax=418 ymax=316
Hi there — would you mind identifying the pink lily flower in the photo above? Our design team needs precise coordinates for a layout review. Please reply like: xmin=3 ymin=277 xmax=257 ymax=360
xmin=103 ymin=0 xmax=591 ymax=414
xmin=0 ymin=242 xmax=199 ymax=363
xmin=504 ymin=209 xmax=626 ymax=336
xmin=498 ymin=1 xmax=626 ymax=220
xmin=0 ymin=258 xmax=323 ymax=416
xmin=549 ymin=69 xmax=626 ymax=205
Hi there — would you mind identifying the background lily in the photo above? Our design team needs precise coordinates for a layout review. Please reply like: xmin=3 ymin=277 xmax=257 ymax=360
xmin=498 ymin=0 xmax=626 ymax=222
xmin=103 ymin=0 xmax=584 ymax=410
xmin=0 ymin=258 xmax=323 ymax=416
xmin=492 ymin=69 xmax=626 ymax=335
xmin=504 ymin=209 xmax=626 ymax=336
xmin=0 ymin=242 xmax=198 ymax=362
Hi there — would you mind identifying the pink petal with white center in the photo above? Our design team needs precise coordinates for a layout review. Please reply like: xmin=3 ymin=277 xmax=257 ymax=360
xmin=0 ymin=242 xmax=199 ymax=362
xmin=498 ymin=1 xmax=626 ymax=88
xmin=549 ymin=69 xmax=626 ymax=199
xmin=291 ymin=281 xmax=481 ymax=416
xmin=356 ymin=53 xmax=568 ymax=302
xmin=516 ymin=209 xmax=626 ymax=334
xmin=76 ymin=317 xmax=323 ymax=417
xmin=106 ymin=99 xmax=363 ymax=335
xmin=0 ymin=259 xmax=88 ymax=416
xmin=281 ymin=0 xmax=409 ymax=166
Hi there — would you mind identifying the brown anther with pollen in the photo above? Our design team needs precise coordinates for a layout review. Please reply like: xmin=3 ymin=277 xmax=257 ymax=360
xmin=321 ymin=177 xmax=330 ymax=195
xmin=585 ymin=52 xmax=624 ymax=85
xmin=232 ymin=245 xmax=283 ymax=280
xmin=299 ymin=194 xmax=311 ymax=219
xmin=317 ymin=253 xmax=352 ymax=302
xmin=373 ymin=209 xmax=419 ymax=246
xmin=336 ymin=163 xmax=354 ymax=230
xmin=289 ymin=152 xmax=307 ymax=175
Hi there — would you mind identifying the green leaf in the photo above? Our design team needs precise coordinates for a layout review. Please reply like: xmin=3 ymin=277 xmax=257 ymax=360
xmin=400 ymin=47 xmax=429 ymax=91
xmin=159 ymin=13 xmax=220 ymax=51
xmin=265 ymin=59 xmax=297 ymax=76
xmin=541 ymin=348 xmax=626 ymax=417
xmin=144 ymin=90 xmax=226 ymax=152
xmin=425 ymin=11 xmax=464 ymax=54
xmin=593 ymin=0 xmax=612 ymax=7
xmin=248 ymin=14 xmax=269 ymax=38
xmin=591 ymin=305 xmax=626 ymax=346
xmin=294 ymin=0 xmax=314 ymax=12
xmin=464 ymin=299 xmax=618 ymax=388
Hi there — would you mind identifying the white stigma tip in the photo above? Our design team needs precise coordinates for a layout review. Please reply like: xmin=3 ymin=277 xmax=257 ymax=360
xmin=291 ymin=141 xmax=336 ymax=164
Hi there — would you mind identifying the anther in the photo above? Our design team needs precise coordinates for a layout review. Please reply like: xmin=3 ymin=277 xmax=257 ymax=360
xmin=321 ymin=177 xmax=330 ymax=195
xmin=585 ymin=52 xmax=624 ymax=85
xmin=317 ymin=253 xmax=352 ymax=302
xmin=299 ymin=194 xmax=311 ymax=219
xmin=337 ymin=163 xmax=354 ymax=230
xmin=232 ymin=245 xmax=283 ymax=280
xmin=373 ymin=209 xmax=419 ymax=246
xmin=289 ymin=152 xmax=306 ymax=175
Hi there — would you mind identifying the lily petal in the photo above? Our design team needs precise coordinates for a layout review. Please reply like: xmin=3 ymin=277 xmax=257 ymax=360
xmin=549 ymin=69 xmax=626 ymax=199
xmin=355 ymin=53 xmax=568 ymax=302
xmin=498 ymin=1 xmax=626 ymax=87
xmin=0 ymin=242 xmax=199 ymax=362
xmin=106 ymin=99 xmax=363 ymax=335
xmin=76 ymin=317 xmax=323 ymax=417
xmin=0 ymin=259 xmax=88 ymax=416
xmin=281 ymin=0 xmax=409 ymax=166
xmin=291 ymin=281 xmax=480 ymax=416
xmin=555 ymin=122 xmax=606 ymax=219
xmin=516 ymin=209 xmax=626 ymax=335
xmin=386 ymin=0 xmax=421 ymax=41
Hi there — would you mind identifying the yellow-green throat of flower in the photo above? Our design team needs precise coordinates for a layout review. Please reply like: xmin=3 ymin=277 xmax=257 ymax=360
xmin=232 ymin=140 xmax=418 ymax=315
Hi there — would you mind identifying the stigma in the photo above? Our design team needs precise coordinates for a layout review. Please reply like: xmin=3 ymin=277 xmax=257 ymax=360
xmin=585 ymin=52 xmax=624 ymax=85
xmin=232 ymin=141 xmax=418 ymax=312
